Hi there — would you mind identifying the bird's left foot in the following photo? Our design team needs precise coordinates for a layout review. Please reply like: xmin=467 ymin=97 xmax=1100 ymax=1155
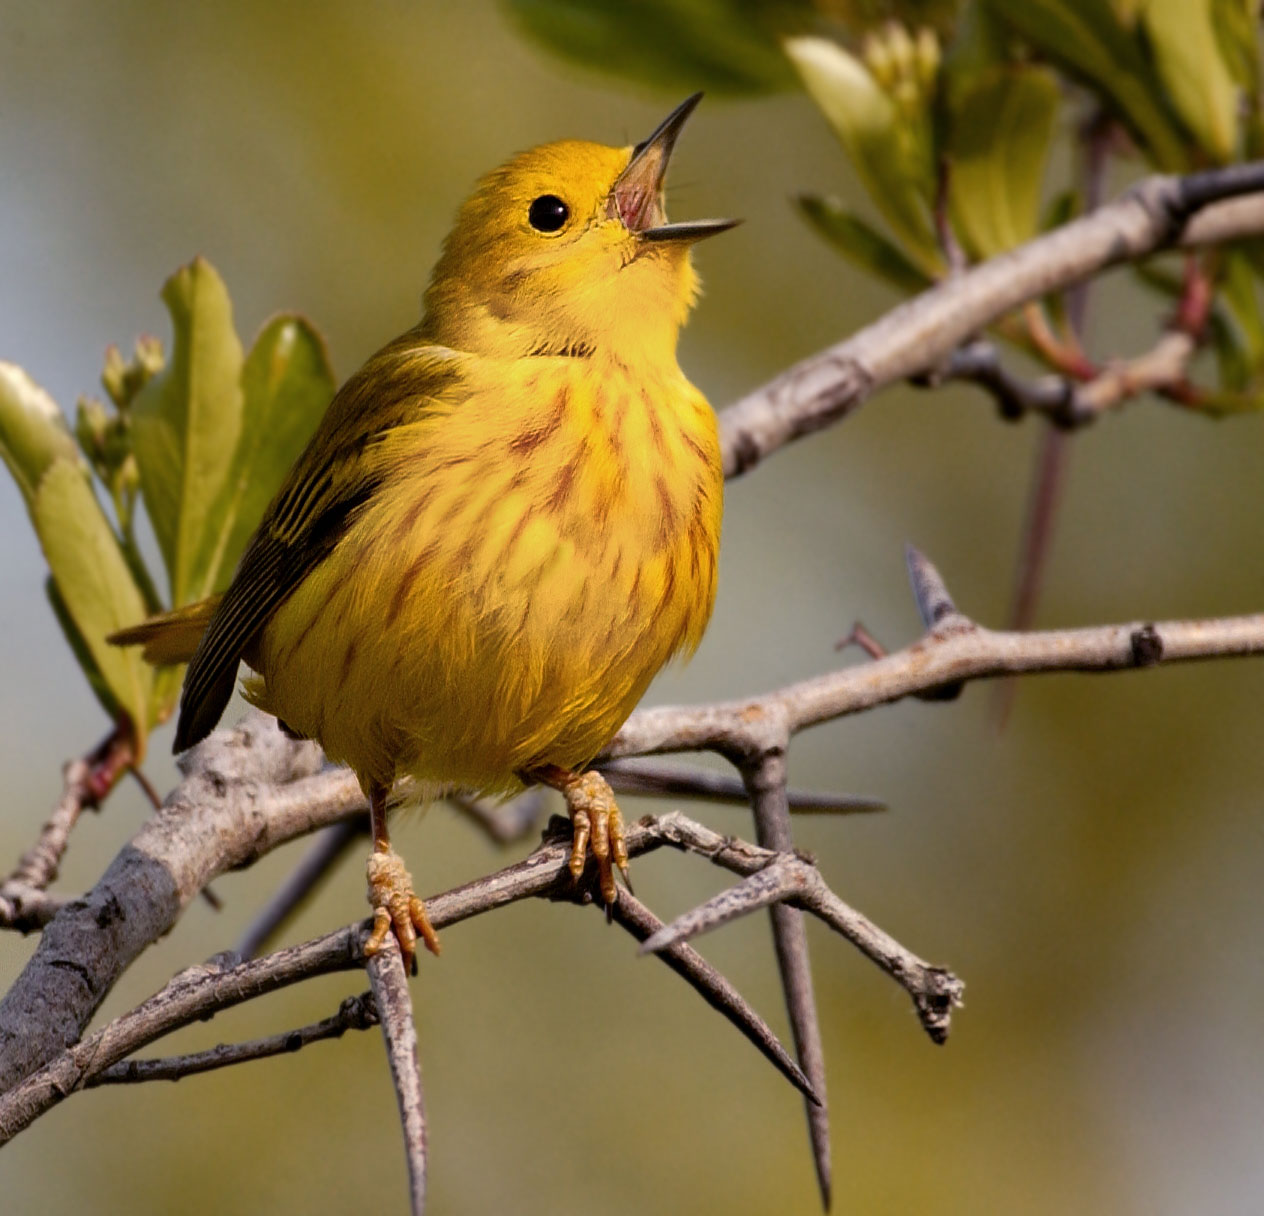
xmin=531 ymin=768 xmax=629 ymax=906
xmin=364 ymin=845 xmax=441 ymax=969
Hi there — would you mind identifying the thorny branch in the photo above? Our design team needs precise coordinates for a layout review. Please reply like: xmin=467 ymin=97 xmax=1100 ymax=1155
xmin=7 ymin=163 xmax=1264 ymax=1212
xmin=0 ymin=808 xmax=922 ymax=1143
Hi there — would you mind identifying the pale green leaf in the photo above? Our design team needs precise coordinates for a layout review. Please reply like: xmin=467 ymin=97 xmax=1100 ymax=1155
xmin=203 ymin=315 xmax=335 ymax=591
xmin=797 ymin=195 xmax=933 ymax=294
xmin=130 ymin=257 xmax=244 ymax=606
xmin=949 ymin=66 xmax=1060 ymax=258
xmin=786 ymin=36 xmax=939 ymax=268
xmin=33 ymin=460 xmax=153 ymax=743
xmin=986 ymin=0 xmax=1190 ymax=170
xmin=1209 ymin=0 xmax=1261 ymax=94
xmin=1142 ymin=0 xmax=1240 ymax=162
xmin=45 ymin=576 xmax=121 ymax=721
xmin=0 ymin=362 xmax=82 ymax=514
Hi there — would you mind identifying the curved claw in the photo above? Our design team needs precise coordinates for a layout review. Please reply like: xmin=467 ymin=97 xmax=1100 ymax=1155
xmin=365 ymin=847 xmax=441 ymax=970
xmin=563 ymin=771 xmax=628 ymax=906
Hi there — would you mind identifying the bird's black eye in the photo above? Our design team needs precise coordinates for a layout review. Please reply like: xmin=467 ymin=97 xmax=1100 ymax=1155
xmin=528 ymin=194 xmax=569 ymax=233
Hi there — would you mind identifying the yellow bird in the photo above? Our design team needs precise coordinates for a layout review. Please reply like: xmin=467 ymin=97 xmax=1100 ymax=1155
xmin=112 ymin=94 xmax=733 ymax=966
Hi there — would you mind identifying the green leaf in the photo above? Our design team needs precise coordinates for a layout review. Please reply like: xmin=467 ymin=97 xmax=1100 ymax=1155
xmin=797 ymin=195 xmax=934 ymax=293
xmin=949 ymin=65 xmax=1060 ymax=258
xmin=45 ymin=576 xmax=121 ymax=720
xmin=32 ymin=460 xmax=153 ymax=744
xmin=0 ymin=362 xmax=82 ymax=514
xmin=1142 ymin=0 xmax=1240 ymax=162
xmin=203 ymin=315 xmax=335 ymax=591
xmin=1210 ymin=0 xmax=1262 ymax=95
xmin=503 ymin=0 xmax=796 ymax=94
xmin=985 ymin=0 xmax=1190 ymax=170
xmin=1210 ymin=248 xmax=1264 ymax=391
xmin=130 ymin=257 xmax=245 ymax=606
xmin=785 ymin=36 xmax=940 ymax=269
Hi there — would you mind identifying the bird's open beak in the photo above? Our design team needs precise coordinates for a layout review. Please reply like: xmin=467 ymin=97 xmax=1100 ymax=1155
xmin=608 ymin=93 xmax=740 ymax=244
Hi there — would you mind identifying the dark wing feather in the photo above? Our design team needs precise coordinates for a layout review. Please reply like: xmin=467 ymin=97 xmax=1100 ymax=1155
xmin=173 ymin=329 xmax=459 ymax=752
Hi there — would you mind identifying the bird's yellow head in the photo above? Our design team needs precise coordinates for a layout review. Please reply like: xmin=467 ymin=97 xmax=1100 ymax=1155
xmin=420 ymin=94 xmax=736 ymax=365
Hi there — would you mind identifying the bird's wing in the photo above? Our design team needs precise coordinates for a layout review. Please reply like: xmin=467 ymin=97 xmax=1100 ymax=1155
xmin=174 ymin=333 xmax=463 ymax=751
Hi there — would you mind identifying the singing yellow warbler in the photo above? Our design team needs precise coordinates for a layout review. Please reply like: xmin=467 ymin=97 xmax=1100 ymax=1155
xmin=112 ymin=94 xmax=734 ymax=965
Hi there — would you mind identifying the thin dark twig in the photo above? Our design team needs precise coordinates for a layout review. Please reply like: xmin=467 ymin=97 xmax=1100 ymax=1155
xmin=744 ymin=752 xmax=832 ymax=1212
xmin=448 ymin=788 xmax=550 ymax=844
xmin=367 ymin=943 xmax=428 ymax=1216
xmin=604 ymin=887 xmax=817 ymax=1103
xmin=599 ymin=758 xmax=885 ymax=815
xmin=1000 ymin=112 xmax=1113 ymax=725
xmin=235 ymin=820 xmax=363 ymax=959
xmin=1 ymin=722 xmax=133 ymax=898
xmin=87 ymin=992 xmax=379 ymax=1085
xmin=935 ymin=341 xmax=1075 ymax=423
xmin=130 ymin=764 xmax=163 ymax=810
xmin=835 ymin=621 xmax=888 ymax=659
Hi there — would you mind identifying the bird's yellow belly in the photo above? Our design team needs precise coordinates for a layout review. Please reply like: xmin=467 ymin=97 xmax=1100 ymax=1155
xmin=249 ymin=362 xmax=721 ymax=794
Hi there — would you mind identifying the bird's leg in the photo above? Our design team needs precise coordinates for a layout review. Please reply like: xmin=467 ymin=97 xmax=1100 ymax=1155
xmin=529 ymin=765 xmax=630 ymax=906
xmin=363 ymin=782 xmax=441 ymax=969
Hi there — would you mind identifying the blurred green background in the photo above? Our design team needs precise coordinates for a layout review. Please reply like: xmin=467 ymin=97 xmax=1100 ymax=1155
xmin=3 ymin=3 xmax=1264 ymax=1213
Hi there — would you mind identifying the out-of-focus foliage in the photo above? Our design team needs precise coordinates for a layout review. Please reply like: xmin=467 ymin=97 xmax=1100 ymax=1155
xmin=787 ymin=28 xmax=942 ymax=268
xmin=742 ymin=0 xmax=1262 ymax=409
xmin=504 ymin=0 xmax=1264 ymax=408
xmin=504 ymin=0 xmax=964 ymax=91
xmin=503 ymin=0 xmax=800 ymax=92
xmin=0 ymin=258 xmax=334 ymax=751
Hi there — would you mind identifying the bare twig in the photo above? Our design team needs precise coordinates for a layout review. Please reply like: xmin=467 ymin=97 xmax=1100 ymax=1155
xmin=0 ymin=810 xmax=924 ymax=1141
xmin=1182 ymin=192 xmax=1264 ymax=247
xmin=0 ymin=924 xmax=365 ymax=1143
xmin=934 ymin=341 xmax=1073 ymax=422
xmin=718 ymin=165 xmax=1264 ymax=477
xmin=938 ymin=332 xmax=1199 ymax=428
xmin=605 ymin=584 xmax=1264 ymax=765
xmin=1075 ymin=329 xmax=1197 ymax=415
xmin=0 ymin=721 xmax=134 ymax=904
xmin=367 ymin=942 xmax=427 ymax=1216
xmin=88 ymin=992 xmax=378 ymax=1086
xmin=638 ymin=840 xmax=962 ymax=1044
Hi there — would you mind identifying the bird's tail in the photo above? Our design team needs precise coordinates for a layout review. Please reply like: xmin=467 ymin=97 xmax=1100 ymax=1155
xmin=107 ymin=596 xmax=222 ymax=666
